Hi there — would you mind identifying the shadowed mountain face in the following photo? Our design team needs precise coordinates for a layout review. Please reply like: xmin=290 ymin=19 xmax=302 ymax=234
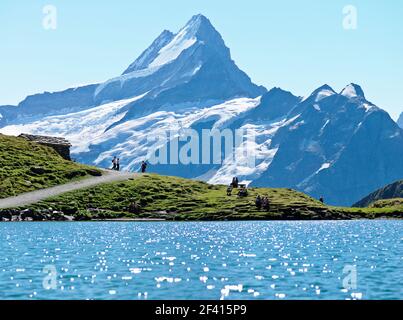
xmin=398 ymin=112 xmax=403 ymax=128
xmin=250 ymin=84 xmax=403 ymax=206
xmin=353 ymin=180 xmax=403 ymax=207
xmin=1 ymin=15 xmax=402 ymax=206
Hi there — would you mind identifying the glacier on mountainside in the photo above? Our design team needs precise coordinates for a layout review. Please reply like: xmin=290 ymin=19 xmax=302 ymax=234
xmin=1 ymin=15 xmax=403 ymax=206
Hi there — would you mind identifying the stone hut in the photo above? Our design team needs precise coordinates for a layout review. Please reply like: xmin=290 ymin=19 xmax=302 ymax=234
xmin=19 ymin=134 xmax=72 ymax=161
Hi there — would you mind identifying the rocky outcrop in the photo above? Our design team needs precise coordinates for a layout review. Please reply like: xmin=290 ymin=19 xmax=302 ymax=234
xmin=0 ymin=208 xmax=74 ymax=222
xmin=19 ymin=134 xmax=72 ymax=160
xmin=2 ymin=204 xmax=402 ymax=222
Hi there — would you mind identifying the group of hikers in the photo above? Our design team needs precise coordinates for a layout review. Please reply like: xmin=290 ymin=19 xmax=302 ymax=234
xmin=111 ymin=157 xmax=121 ymax=171
xmin=111 ymin=157 xmax=148 ymax=173
xmin=227 ymin=177 xmax=249 ymax=197
xmin=255 ymin=195 xmax=271 ymax=211
xmin=109 ymin=159 xmax=324 ymax=210
xmin=226 ymin=175 xmax=325 ymax=212
xmin=227 ymin=176 xmax=272 ymax=211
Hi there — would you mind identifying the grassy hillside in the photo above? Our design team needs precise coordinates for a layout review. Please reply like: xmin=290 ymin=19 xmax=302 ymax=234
xmin=0 ymin=134 xmax=102 ymax=199
xmin=8 ymin=174 xmax=402 ymax=221
xmin=354 ymin=180 xmax=403 ymax=207
xmin=0 ymin=132 xmax=401 ymax=221
xmin=369 ymin=198 xmax=403 ymax=209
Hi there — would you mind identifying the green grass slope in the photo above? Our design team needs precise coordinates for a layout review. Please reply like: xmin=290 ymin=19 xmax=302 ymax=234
xmin=10 ymin=174 xmax=402 ymax=221
xmin=0 ymin=134 xmax=102 ymax=198
xmin=369 ymin=198 xmax=403 ymax=209
xmin=0 ymin=132 xmax=401 ymax=221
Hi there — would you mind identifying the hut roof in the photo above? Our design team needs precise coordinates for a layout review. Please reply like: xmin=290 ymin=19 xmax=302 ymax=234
xmin=19 ymin=134 xmax=72 ymax=147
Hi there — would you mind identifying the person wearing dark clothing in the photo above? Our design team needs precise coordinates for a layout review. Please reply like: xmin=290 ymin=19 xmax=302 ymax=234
xmin=255 ymin=195 xmax=262 ymax=209
xmin=116 ymin=158 xmax=120 ymax=171
xmin=231 ymin=177 xmax=239 ymax=189
xmin=141 ymin=161 xmax=148 ymax=173
xmin=319 ymin=197 xmax=324 ymax=204
xmin=111 ymin=156 xmax=117 ymax=170
xmin=262 ymin=196 xmax=271 ymax=211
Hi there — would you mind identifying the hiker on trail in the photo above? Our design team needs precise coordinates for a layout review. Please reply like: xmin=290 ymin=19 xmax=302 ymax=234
xmin=319 ymin=196 xmax=324 ymax=204
xmin=227 ymin=185 xmax=233 ymax=196
xmin=255 ymin=195 xmax=262 ymax=209
xmin=116 ymin=158 xmax=120 ymax=171
xmin=262 ymin=196 xmax=270 ymax=211
xmin=112 ymin=156 xmax=117 ymax=170
xmin=141 ymin=161 xmax=148 ymax=173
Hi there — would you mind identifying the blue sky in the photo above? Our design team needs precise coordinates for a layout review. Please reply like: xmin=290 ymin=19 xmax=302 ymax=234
xmin=0 ymin=0 xmax=402 ymax=119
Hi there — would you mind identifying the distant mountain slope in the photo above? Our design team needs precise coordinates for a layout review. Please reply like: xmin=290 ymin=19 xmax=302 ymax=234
xmin=353 ymin=180 xmax=403 ymax=207
xmin=398 ymin=112 xmax=403 ymax=128
xmin=251 ymin=84 xmax=403 ymax=206
xmin=0 ymin=84 xmax=98 ymax=127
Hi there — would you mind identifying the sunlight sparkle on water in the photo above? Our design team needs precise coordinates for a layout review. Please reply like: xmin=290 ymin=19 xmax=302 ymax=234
xmin=0 ymin=221 xmax=401 ymax=300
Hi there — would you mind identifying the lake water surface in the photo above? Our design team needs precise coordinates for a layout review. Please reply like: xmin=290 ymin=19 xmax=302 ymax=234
xmin=0 ymin=221 xmax=401 ymax=300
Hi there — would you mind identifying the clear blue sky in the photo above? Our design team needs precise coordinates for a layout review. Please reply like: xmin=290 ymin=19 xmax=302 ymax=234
xmin=0 ymin=0 xmax=402 ymax=119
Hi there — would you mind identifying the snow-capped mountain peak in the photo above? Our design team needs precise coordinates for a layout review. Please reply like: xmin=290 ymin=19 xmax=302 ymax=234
xmin=122 ymin=14 xmax=218 ymax=76
xmin=122 ymin=30 xmax=175 ymax=75
xmin=183 ymin=14 xmax=226 ymax=45
xmin=302 ymin=84 xmax=336 ymax=102
xmin=94 ymin=14 xmax=264 ymax=106
xmin=340 ymin=83 xmax=365 ymax=99
xmin=183 ymin=14 xmax=214 ymax=35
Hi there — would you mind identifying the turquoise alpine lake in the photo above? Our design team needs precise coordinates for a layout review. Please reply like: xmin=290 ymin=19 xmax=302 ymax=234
xmin=0 ymin=221 xmax=401 ymax=300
